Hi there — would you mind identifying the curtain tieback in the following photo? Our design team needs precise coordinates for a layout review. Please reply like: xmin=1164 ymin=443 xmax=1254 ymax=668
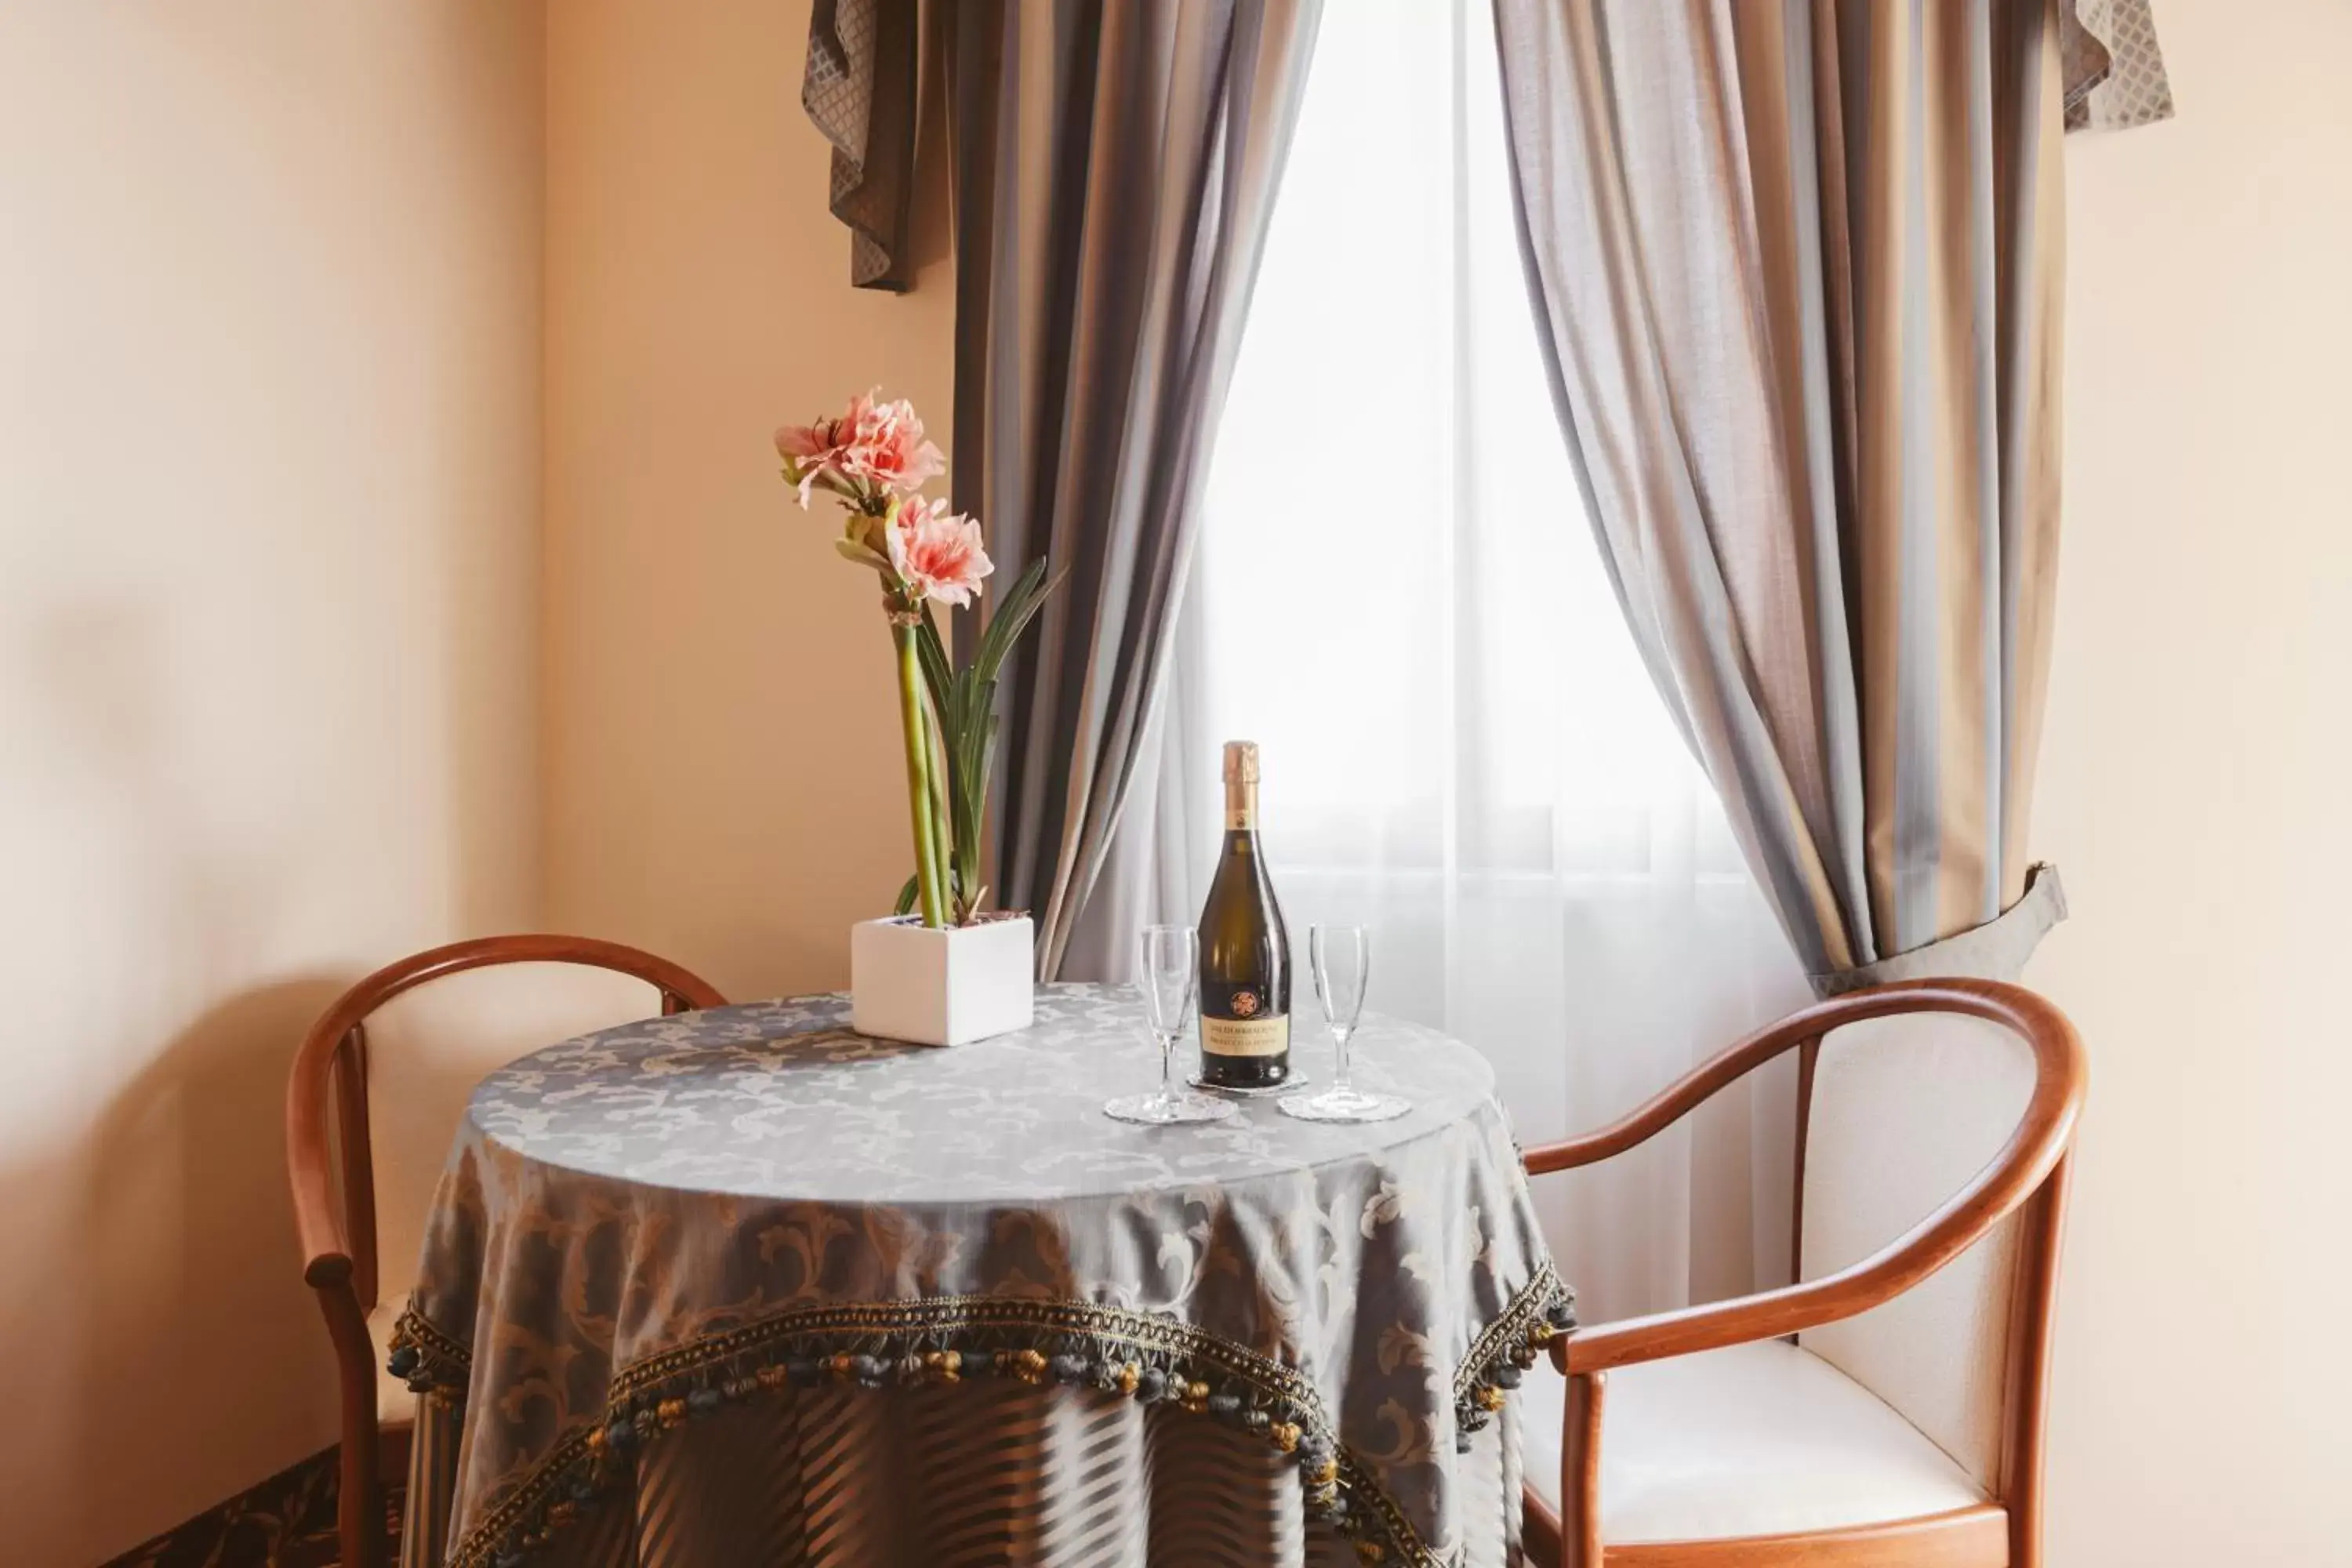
xmin=1810 ymin=863 xmax=2069 ymax=997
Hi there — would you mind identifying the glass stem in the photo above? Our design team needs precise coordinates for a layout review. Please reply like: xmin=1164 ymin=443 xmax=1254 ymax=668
xmin=1159 ymin=1032 xmax=1175 ymax=1102
xmin=1334 ymin=1027 xmax=1352 ymax=1093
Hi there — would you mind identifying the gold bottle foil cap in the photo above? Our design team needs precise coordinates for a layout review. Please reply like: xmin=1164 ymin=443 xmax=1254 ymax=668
xmin=1221 ymin=740 xmax=1260 ymax=783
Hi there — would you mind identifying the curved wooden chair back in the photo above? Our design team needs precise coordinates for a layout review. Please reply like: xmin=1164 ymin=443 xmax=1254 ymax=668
xmin=1519 ymin=978 xmax=2085 ymax=1568
xmin=283 ymin=935 xmax=725 ymax=1568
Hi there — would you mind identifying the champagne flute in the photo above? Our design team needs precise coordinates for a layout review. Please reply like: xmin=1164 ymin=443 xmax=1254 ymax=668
xmin=1104 ymin=926 xmax=1237 ymax=1125
xmin=1279 ymin=925 xmax=1408 ymax=1123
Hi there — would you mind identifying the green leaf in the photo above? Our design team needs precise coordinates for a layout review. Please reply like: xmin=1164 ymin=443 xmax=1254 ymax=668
xmin=915 ymin=612 xmax=955 ymax=706
xmin=893 ymin=875 xmax=918 ymax=916
xmin=883 ymin=562 xmax=1059 ymax=927
xmin=975 ymin=561 xmax=1058 ymax=686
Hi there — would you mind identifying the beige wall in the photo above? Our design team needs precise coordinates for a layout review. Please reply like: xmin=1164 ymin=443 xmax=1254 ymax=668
xmin=541 ymin=0 xmax=955 ymax=1002
xmin=0 ymin=5 xmax=546 ymax=1562
xmin=2 ymin=1 xmax=2341 ymax=1560
xmin=2034 ymin=1 xmax=2352 ymax=1562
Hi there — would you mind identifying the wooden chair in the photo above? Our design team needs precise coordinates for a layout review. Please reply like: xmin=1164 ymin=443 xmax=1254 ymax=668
xmin=284 ymin=935 xmax=727 ymax=1568
xmin=1517 ymin=978 xmax=2085 ymax=1568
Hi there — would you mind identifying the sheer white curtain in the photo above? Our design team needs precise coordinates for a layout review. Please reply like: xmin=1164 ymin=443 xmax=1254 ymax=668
xmin=1106 ymin=0 xmax=1813 ymax=1323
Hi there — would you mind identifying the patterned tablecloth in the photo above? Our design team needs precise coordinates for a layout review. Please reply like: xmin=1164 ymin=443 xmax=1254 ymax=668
xmin=392 ymin=985 xmax=1573 ymax=1568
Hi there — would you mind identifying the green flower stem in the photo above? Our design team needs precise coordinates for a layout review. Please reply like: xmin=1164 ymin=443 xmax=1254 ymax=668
xmin=893 ymin=620 xmax=949 ymax=928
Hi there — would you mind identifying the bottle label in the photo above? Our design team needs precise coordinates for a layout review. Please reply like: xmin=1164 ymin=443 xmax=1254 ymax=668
xmin=1202 ymin=1013 xmax=1290 ymax=1058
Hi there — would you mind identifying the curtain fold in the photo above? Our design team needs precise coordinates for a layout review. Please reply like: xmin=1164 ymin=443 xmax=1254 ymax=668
xmin=801 ymin=0 xmax=922 ymax=289
xmin=2060 ymin=0 xmax=2175 ymax=132
xmin=946 ymin=0 xmax=1324 ymax=979
xmin=1490 ymin=0 xmax=2069 ymax=991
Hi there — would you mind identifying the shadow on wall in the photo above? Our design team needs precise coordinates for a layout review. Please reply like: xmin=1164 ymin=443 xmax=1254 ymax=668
xmin=0 ymin=606 xmax=366 ymax=1559
xmin=0 ymin=575 xmax=533 ymax=1559
xmin=0 ymin=981 xmax=354 ymax=1560
xmin=3 ymin=2 xmax=545 ymax=1552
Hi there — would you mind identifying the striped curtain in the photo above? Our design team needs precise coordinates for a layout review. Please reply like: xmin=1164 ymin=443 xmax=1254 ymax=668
xmin=1490 ymin=0 xmax=2071 ymax=990
xmin=945 ymin=0 xmax=1325 ymax=980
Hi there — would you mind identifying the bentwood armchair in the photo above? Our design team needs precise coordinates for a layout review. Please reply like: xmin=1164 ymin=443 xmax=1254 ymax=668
xmin=285 ymin=935 xmax=726 ymax=1568
xmin=1517 ymin=979 xmax=2085 ymax=1568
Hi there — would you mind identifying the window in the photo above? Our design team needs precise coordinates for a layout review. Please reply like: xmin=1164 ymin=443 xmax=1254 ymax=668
xmin=1179 ymin=0 xmax=1813 ymax=1317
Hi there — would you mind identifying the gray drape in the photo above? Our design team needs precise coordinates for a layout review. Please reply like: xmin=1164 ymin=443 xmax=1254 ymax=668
xmin=1491 ymin=0 xmax=2070 ymax=991
xmin=801 ymin=0 xmax=921 ymax=289
xmin=946 ymin=0 xmax=1323 ymax=979
xmin=2061 ymin=0 xmax=2175 ymax=132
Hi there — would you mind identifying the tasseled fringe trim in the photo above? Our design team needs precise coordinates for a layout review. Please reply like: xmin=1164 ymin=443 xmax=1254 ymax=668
xmin=393 ymin=1268 xmax=1573 ymax=1568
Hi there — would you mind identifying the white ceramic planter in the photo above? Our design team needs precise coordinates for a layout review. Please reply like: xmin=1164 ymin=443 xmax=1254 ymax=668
xmin=850 ymin=914 xmax=1036 ymax=1046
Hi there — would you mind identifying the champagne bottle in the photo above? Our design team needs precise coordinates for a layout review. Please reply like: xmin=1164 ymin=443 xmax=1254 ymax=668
xmin=1197 ymin=740 xmax=1292 ymax=1088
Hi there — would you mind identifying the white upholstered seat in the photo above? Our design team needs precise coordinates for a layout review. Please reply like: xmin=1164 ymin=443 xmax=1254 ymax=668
xmin=1797 ymin=1014 xmax=2032 ymax=1489
xmin=1518 ymin=1339 xmax=1985 ymax=1544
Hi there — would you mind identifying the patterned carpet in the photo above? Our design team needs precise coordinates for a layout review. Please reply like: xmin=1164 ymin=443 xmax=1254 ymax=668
xmin=101 ymin=1447 xmax=400 ymax=1568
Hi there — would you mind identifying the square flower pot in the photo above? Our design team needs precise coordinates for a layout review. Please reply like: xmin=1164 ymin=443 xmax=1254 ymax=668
xmin=850 ymin=915 xmax=1036 ymax=1046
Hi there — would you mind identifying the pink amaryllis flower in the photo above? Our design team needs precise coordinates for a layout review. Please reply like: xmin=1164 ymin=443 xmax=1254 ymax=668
xmin=775 ymin=389 xmax=945 ymax=508
xmin=888 ymin=496 xmax=993 ymax=608
xmin=774 ymin=420 xmax=841 ymax=506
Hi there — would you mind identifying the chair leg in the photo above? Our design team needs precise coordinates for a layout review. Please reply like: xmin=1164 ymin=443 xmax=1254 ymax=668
xmin=317 ymin=1280 xmax=387 ymax=1568
xmin=1563 ymin=1372 xmax=1606 ymax=1568
xmin=339 ymin=1414 xmax=384 ymax=1568
xmin=2005 ymin=1155 xmax=2074 ymax=1568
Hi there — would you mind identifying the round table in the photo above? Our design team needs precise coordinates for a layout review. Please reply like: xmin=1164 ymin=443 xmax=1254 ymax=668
xmin=392 ymin=985 xmax=1570 ymax=1568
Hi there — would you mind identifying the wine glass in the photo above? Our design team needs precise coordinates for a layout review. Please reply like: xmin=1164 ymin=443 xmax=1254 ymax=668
xmin=1104 ymin=926 xmax=1237 ymax=1125
xmin=1279 ymin=925 xmax=1408 ymax=1123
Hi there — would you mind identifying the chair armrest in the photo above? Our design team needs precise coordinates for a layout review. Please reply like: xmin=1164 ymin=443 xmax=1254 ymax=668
xmin=1520 ymin=979 xmax=2081 ymax=1177
xmin=286 ymin=1014 xmax=356 ymax=1288
xmin=1554 ymin=1172 xmax=2045 ymax=1374
xmin=1552 ymin=1023 xmax=2080 ymax=1371
xmin=1520 ymin=1016 xmax=1820 ymax=1175
xmin=282 ymin=934 xmax=728 ymax=1292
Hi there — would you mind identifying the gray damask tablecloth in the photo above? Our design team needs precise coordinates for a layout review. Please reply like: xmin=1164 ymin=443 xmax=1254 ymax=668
xmin=391 ymin=985 xmax=1573 ymax=1568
